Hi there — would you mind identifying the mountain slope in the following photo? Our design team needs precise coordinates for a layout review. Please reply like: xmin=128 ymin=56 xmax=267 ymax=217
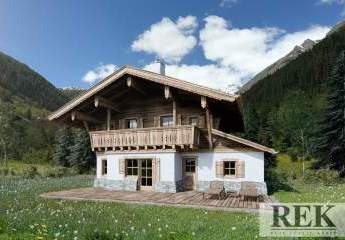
xmin=0 ymin=51 xmax=72 ymax=163
xmin=0 ymin=51 xmax=67 ymax=110
xmin=241 ymin=21 xmax=345 ymax=158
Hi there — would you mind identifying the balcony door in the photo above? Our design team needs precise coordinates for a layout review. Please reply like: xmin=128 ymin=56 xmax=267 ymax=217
xmin=126 ymin=159 xmax=153 ymax=191
xmin=140 ymin=159 xmax=153 ymax=191
xmin=183 ymin=157 xmax=197 ymax=191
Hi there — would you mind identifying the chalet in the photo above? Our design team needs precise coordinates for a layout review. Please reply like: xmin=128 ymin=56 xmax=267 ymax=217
xmin=48 ymin=65 xmax=275 ymax=194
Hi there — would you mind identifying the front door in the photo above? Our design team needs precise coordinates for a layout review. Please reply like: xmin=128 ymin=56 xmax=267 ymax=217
xmin=183 ymin=158 xmax=197 ymax=191
xmin=140 ymin=159 xmax=153 ymax=191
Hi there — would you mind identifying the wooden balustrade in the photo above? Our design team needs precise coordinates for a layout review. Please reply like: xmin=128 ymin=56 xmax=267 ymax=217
xmin=90 ymin=125 xmax=199 ymax=151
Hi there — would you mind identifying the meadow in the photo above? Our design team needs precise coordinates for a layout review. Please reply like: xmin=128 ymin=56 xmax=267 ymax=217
xmin=2 ymin=154 xmax=345 ymax=240
xmin=1 ymin=176 xmax=259 ymax=240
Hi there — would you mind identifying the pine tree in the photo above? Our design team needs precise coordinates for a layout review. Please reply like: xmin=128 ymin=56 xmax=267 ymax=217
xmin=67 ymin=129 xmax=95 ymax=173
xmin=315 ymin=51 xmax=345 ymax=175
xmin=53 ymin=127 xmax=74 ymax=167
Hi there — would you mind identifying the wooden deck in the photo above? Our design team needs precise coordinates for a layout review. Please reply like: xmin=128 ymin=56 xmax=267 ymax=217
xmin=41 ymin=188 xmax=276 ymax=212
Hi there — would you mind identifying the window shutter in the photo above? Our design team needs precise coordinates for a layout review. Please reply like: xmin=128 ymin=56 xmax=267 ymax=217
xmin=236 ymin=161 xmax=245 ymax=178
xmin=153 ymin=116 xmax=159 ymax=127
xmin=119 ymin=119 xmax=125 ymax=129
xmin=152 ymin=158 xmax=160 ymax=183
xmin=177 ymin=114 xmax=182 ymax=125
xmin=216 ymin=161 xmax=224 ymax=178
xmin=199 ymin=115 xmax=205 ymax=128
xmin=138 ymin=117 xmax=144 ymax=128
xmin=119 ymin=158 xmax=125 ymax=174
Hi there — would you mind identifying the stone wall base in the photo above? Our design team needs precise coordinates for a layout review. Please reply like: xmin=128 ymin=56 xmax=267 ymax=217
xmin=94 ymin=178 xmax=184 ymax=193
xmin=94 ymin=178 xmax=137 ymax=191
xmin=197 ymin=181 xmax=267 ymax=196
xmin=154 ymin=180 xmax=183 ymax=193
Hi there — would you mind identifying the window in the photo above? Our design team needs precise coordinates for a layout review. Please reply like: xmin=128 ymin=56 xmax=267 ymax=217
xmin=189 ymin=117 xmax=198 ymax=126
xmin=101 ymin=159 xmax=107 ymax=175
xmin=126 ymin=119 xmax=138 ymax=129
xmin=160 ymin=115 xmax=174 ymax=127
xmin=126 ymin=159 xmax=138 ymax=176
xmin=224 ymin=161 xmax=236 ymax=176
xmin=185 ymin=158 xmax=196 ymax=173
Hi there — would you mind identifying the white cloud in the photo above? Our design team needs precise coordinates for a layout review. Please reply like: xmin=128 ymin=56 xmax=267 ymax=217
xmin=131 ymin=16 xmax=198 ymax=63
xmin=144 ymin=62 xmax=243 ymax=92
xmin=318 ymin=0 xmax=345 ymax=15
xmin=130 ymin=15 xmax=330 ymax=92
xmin=82 ymin=63 xmax=117 ymax=84
xmin=199 ymin=15 xmax=330 ymax=82
xmin=220 ymin=0 xmax=238 ymax=8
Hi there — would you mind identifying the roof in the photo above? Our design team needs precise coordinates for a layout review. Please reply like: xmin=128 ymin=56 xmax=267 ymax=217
xmin=211 ymin=129 xmax=277 ymax=154
xmin=48 ymin=65 xmax=238 ymax=121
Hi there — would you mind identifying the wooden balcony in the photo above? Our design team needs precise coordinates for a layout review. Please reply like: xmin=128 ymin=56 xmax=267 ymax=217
xmin=90 ymin=125 xmax=200 ymax=151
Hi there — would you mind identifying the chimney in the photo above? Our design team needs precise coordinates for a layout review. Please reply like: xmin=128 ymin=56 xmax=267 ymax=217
xmin=156 ymin=58 xmax=166 ymax=75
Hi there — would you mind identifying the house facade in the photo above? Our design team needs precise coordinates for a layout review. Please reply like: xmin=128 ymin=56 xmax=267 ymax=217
xmin=48 ymin=65 xmax=275 ymax=195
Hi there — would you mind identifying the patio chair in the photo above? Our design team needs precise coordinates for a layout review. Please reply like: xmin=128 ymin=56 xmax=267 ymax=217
xmin=239 ymin=181 xmax=264 ymax=202
xmin=203 ymin=181 xmax=226 ymax=200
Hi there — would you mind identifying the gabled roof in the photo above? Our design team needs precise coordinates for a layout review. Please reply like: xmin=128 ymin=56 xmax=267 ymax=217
xmin=48 ymin=65 xmax=238 ymax=121
xmin=211 ymin=129 xmax=277 ymax=154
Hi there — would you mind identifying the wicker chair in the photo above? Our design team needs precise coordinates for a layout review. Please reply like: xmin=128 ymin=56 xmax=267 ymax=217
xmin=239 ymin=181 xmax=264 ymax=202
xmin=203 ymin=181 xmax=226 ymax=199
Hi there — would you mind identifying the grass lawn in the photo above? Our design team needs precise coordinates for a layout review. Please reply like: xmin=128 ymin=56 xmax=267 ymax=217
xmin=2 ymin=175 xmax=345 ymax=239
xmin=0 ymin=176 xmax=258 ymax=240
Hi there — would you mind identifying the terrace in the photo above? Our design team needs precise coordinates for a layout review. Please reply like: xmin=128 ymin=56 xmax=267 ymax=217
xmin=41 ymin=188 xmax=276 ymax=212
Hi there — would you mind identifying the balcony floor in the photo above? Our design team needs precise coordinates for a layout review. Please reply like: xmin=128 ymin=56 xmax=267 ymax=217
xmin=41 ymin=188 xmax=276 ymax=212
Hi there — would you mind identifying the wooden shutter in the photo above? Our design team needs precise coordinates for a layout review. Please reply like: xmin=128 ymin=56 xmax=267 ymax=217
xmin=216 ymin=161 xmax=224 ymax=178
xmin=177 ymin=114 xmax=182 ymax=125
xmin=138 ymin=117 xmax=144 ymax=128
xmin=199 ymin=115 xmax=205 ymax=128
xmin=153 ymin=116 xmax=160 ymax=127
xmin=236 ymin=161 xmax=245 ymax=178
xmin=119 ymin=119 xmax=125 ymax=129
xmin=119 ymin=158 xmax=125 ymax=174
xmin=152 ymin=158 xmax=160 ymax=183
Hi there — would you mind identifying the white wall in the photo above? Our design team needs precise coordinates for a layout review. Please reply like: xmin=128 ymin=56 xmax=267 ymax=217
xmin=96 ymin=151 xmax=177 ymax=182
xmin=180 ymin=151 xmax=265 ymax=183
xmin=96 ymin=151 xmax=265 ymax=183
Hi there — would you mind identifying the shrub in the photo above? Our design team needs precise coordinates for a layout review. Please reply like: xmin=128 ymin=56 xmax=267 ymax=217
xmin=23 ymin=166 xmax=38 ymax=178
xmin=265 ymin=168 xmax=294 ymax=194
xmin=303 ymin=169 xmax=340 ymax=185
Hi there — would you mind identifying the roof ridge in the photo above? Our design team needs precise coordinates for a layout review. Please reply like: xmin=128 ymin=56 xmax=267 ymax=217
xmin=126 ymin=65 xmax=239 ymax=99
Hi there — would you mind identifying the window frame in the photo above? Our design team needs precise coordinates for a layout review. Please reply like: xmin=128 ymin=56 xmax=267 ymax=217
xmin=223 ymin=160 xmax=236 ymax=176
xmin=126 ymin=118 xmax=138 ymax=129
xmin=188 ymin=116 xmax=199 ymax=126
xmin=184 ymin=157 xmax=197 ymax=174
xmin=160 ymin=114 xmax=174 ymax=127
xmin=126 ymin=159 xmax=139 ymax=176
xmin=101 ymin=159 xmax=107 ymax=175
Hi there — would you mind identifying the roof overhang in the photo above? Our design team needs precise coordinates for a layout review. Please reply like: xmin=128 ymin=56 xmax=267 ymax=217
xmin=211 ymin=129 xmax=277 ymax=154
xmin=48 ymin=65 xmax=239 ymax=121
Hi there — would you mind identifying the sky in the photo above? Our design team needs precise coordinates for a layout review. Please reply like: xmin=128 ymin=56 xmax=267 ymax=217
xmin=0 ymin=0 xmax=344 ymax=92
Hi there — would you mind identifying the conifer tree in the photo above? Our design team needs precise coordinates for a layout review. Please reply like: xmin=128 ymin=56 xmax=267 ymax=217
xmin=67 ymin=129 xmax=95 ymax=173
xmin=315 ymin=51 xmax=345 ymax=175
xmin=53 ymin=127 xmax=74 ymax=167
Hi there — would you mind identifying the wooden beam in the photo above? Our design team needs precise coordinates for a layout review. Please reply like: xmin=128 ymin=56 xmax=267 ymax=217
xmin=94 ymin=96 xmax=120 ymax=112
xmin=71 ymin=111 xmax=102 ymax=124
xmin=205 ymin=107 xmax=213 ymax=149
xmin=201 ymin=96 xmax=207 ymax=109
xmin=164 ymin=85 xmax=172 ymax=99
xmin=126 ymin=76 xmax=147 ymax=95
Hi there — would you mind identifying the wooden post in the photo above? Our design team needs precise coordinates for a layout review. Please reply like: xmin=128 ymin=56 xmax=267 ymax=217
xmin=107 ymin=109 xmax=111 ymax=131
xmin=173 ymin=100 xmax=177 ymax=126
xmin=205 ymin=107 xmax=213 ymax=150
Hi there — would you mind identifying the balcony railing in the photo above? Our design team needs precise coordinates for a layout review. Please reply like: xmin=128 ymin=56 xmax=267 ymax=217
xmin=90 ymin=125 xmax=200 ymax=151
